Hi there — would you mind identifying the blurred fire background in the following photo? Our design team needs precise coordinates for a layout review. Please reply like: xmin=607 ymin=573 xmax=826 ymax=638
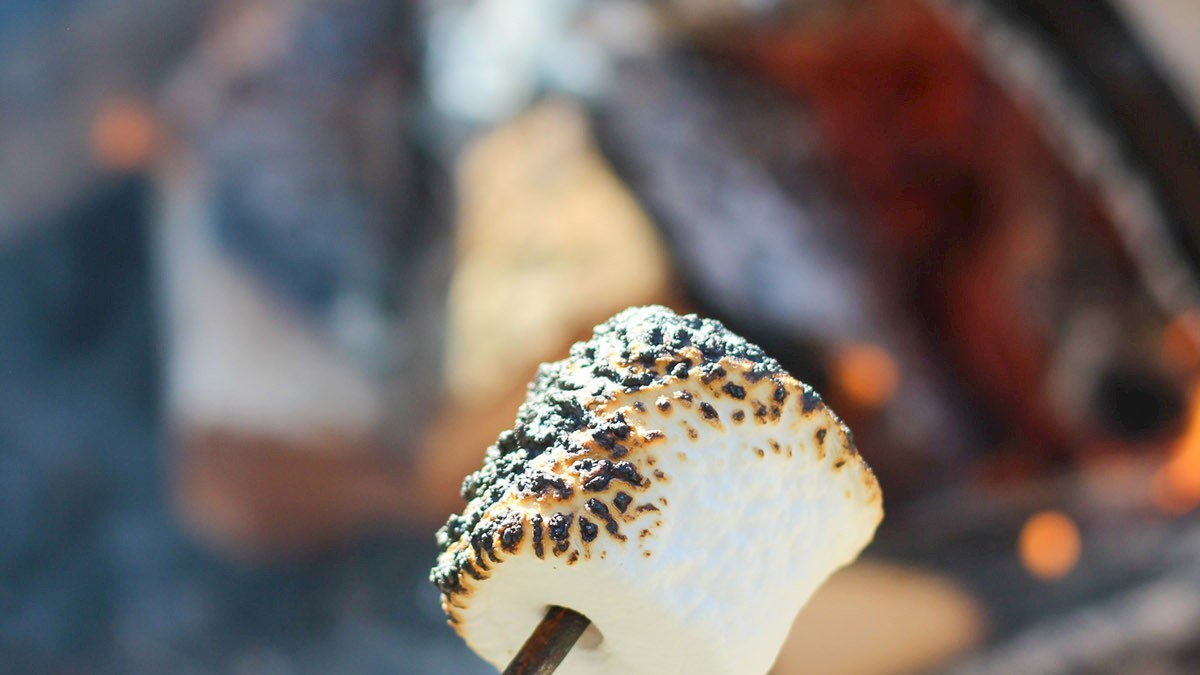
xmin=4 ymin=0 xmax=1200 ymax=673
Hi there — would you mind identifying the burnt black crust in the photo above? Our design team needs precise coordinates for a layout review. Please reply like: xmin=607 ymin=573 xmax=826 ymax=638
xmin=586 ymin=498 xmax=622 ymax=537
xmin=613 ymin=491 xmax=633 ymax=513
xmin=575 ymin=458 xmax=645 ymax=492
xmin=549 ymin=512 xmax=572 ymax=553
xmin=431 ymin=306 xmax=799 ymax=595
xmin=579 ymin=516 xmax=599 ymax=542
xmin=531 ymin=515 xmax=545 ymax=558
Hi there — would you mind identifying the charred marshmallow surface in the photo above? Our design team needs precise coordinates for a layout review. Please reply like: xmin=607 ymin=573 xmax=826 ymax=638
xmin=431 ymin=306 xmax=882 ymax=675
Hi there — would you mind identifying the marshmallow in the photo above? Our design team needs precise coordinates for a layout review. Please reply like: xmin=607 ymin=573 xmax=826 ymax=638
xmin=432 ymin=306 xmax=883 ymax=674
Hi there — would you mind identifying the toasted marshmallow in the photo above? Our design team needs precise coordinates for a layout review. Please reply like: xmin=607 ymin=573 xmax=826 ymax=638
xmin=432 ymin=306 xmax=882 ymax=674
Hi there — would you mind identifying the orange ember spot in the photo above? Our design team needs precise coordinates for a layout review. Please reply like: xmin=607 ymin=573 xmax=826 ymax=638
xmin=831 ymin=342 xmax=900 ymax=411
xmin=1151 ymin=384 xmax=1200 ymax=514
xmin=1018 ymin=510 xmax=1081 ymax=581
xmin=91 ymin=99 xmax=159 ymax=171
xmin=1162 ymin=312 xmax=1200 ymax=372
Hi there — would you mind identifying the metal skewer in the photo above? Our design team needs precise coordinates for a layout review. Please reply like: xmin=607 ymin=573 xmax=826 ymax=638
xmin=502 ymin=606 xmax=592 ymax=675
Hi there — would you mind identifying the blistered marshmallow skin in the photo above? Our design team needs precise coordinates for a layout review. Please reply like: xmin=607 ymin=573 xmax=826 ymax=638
xmin=431 ymin=306 xmax=883 ymax=674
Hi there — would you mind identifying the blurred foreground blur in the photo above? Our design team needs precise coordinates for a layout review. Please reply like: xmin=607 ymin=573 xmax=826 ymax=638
xmin=4 ymin=0 xmax=1200 ymax=673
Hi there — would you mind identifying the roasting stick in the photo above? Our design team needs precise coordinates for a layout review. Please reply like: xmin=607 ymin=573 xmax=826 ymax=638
xmin=502 ymin=607 xmax=591 ymax=675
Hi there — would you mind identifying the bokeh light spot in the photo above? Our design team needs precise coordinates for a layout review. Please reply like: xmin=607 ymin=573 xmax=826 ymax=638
xmin=1018 ymin=510 xmax=1081 ymax=581
xmin=831 ymin=342 xmax=900 ymax=412
xmin=90 ymin=98 xmax=159 ymax=171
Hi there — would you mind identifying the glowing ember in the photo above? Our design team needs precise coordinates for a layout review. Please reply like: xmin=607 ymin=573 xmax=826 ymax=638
xmin=1151 ymin=384 xmax=1200 ymax=514
xmin=1161 ymin=312 xmax=1200 ymax=372
xmin=90 ymin=99 xmax=159 ymax=171
xmin=831 ymin=342 xmax=900 ymax=412
xmin=1018 ymin=510 xmax=1081 ymax=581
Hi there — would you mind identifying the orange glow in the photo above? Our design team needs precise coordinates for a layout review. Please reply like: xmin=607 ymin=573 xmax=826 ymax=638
xmin=1162 ymin=312 xmax=1200 ymax=372
xmin=90 ymin=98 xmax=159 ymax=171
xmin=831 ymin=342 xmax=900 ymax=411
xmin=1151 ymin=384 xmax=1200 ymax=514
xmin=1017 ymin=510 xmax=1080 ymax=581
